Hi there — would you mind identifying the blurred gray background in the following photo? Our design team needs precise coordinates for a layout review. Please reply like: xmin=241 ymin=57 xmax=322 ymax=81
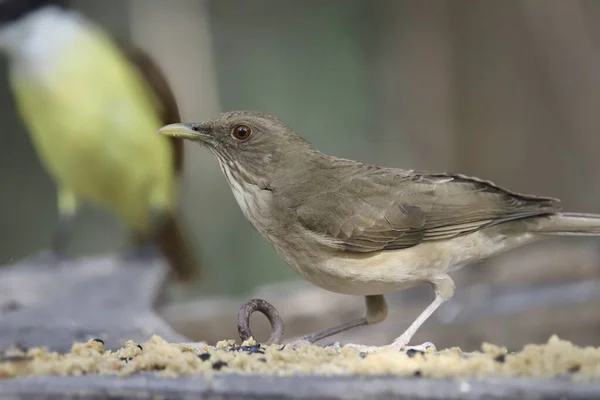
xmin=2 ymin=0 xmax=600 ymax=351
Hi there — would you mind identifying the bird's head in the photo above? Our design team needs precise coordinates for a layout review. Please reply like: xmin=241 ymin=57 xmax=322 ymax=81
xmin=159 ymin=111 xmax=317 ymax=189
xmin=0 ymin=0 xmax=66 ymax=52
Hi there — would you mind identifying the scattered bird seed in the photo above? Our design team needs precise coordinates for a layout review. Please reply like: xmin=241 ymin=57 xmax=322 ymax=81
xmin=229 ymin=344 xmax=263 ymax=353
xmin=198 ymin=353 xmax=211 ymax=361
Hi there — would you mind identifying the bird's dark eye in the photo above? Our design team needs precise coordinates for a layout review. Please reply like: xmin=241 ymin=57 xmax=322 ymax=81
xmin=232 ymin=124 xmax=252 ymax=141
xmin=191 ymin=125 xmax=199 ymax=132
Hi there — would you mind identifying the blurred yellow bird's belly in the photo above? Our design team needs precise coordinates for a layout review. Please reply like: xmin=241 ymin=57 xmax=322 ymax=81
xmin=10 ymin=30 xmax=175 ymax=231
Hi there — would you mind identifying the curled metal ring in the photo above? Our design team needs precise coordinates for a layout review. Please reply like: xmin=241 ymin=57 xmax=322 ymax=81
xmin=237 ymin=298 xmax=284 ymax=345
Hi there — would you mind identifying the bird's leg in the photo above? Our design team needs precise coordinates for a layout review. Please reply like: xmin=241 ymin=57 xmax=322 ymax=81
xmin=387 ymin=275 xmax=455 ymax=352
xmin=50 ymin=212 xmax=77 ymax=256
xmin=124 ymin=237 xmax=160 ymax=261
xmin=289 ymin=294 xmax=388 ymax=346
xmin=26 ymin=188 xmax=77 ymax=265
xmin=344 ymin=276 xmax=454 ymax=354
xmin=121 ymin=209 xmax=163 ymax=262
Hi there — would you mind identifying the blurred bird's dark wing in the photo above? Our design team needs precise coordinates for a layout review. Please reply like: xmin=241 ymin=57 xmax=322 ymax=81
xmin=116 ymin=41 xmax=200 ymax=282
xmin=296 ymin=165 xmax=560 ymax=253
xmin=117 ymin=41 xmax=184 ymax=174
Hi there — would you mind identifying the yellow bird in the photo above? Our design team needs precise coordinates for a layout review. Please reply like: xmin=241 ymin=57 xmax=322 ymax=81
xmin=0 ymin=0 xmax=200 ymax=281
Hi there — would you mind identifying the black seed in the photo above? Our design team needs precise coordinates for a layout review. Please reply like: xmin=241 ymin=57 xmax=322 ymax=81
xmin=137 ymin=345 xmax=143 ymax=351
xmin=259 ymin=358 xmax=267 ymax=363
xmin=198 ymin=353 xmax=211 ymax=361
xmin=92 ymin=339 xmax=104 ymax=345
xmin=359 ymin=352 xmax=368 ymax=359
xmin=212 ymin=360 xmax=228 ymax=371
xmin=568 ymin=364 xmax=581 ymax=373
xmin=119 ymin=357 xmax=128 ymax=363
xmin=413 ymin=370 xmax=422 ymax=377
xmin=1 ymin=355 xmax=31 ymax=362
xmin=406 ymin=349 xmax=424 ymax=358
xmin=278 ymin=345 xmax=286 ymax=351
xmin=494 ymin=354 xmax=506 ymax=363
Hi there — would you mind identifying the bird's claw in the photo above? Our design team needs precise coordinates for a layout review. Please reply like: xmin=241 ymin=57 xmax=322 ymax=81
xmin=343 ymin=343 xmax=380 ymax=354
xmin=406 ymin=341 xmax=436 ymax=353
xmin=342 ymin=341 xmax=436 ymax=355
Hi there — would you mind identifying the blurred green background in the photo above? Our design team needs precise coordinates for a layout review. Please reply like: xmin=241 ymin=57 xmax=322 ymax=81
xmin=2 ymin=0 xmax=600 ymax=348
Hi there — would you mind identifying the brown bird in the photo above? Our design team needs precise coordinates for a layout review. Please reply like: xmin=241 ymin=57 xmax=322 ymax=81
xmin=160 ymin=111 xmax=600 ymax=351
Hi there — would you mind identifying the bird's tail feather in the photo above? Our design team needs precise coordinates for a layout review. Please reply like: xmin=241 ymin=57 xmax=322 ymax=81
xmin=155 ymin=210 xmax=201 ymax=282
xmin=527 ymin=212 xmax=600 ymax=236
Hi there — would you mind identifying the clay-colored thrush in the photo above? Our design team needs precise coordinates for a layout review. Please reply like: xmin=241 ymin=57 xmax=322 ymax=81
xmin=160 ymin=111 xmax=600 ymax=351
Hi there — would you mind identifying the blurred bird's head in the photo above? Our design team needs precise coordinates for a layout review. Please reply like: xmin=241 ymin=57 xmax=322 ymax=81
xmin=0 ymin=0 xmax=67 ymax=53
xmin=159 ymin=111 xmax=317 ymax=187
xmin=0 ymin=0 xmax=65 ymax=26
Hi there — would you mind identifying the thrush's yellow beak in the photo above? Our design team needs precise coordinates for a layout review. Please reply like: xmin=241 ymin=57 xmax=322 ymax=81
xmin=158 ymin=123 xmax=203 ymax=140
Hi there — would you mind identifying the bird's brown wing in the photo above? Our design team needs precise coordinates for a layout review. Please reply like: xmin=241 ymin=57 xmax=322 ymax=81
xmin=296 ymin=167 xmax=560 ymax=253
xmin=116 ymin=40 xmax=184 ymax=173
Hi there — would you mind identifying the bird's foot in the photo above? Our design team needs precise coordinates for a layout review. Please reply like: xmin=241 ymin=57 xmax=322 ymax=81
xmin=397 ymin=341 xmax=436 ymax=355
xmin=342 ymin=343 xmax=381 ymax=354
xmin=387 ymin=331 xmax=437 ymax=353
xmin=343 ymin=341 xmax=436 ymax=355
xmin=388 ymin=340 xmax=436 ymax=355
xmin=20 ymin=249 xmax=71 ymax=267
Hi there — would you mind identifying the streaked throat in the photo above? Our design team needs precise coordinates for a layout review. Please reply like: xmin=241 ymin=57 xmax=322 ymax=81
xmin=215 ymin=154 xmax=275 ymax=237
